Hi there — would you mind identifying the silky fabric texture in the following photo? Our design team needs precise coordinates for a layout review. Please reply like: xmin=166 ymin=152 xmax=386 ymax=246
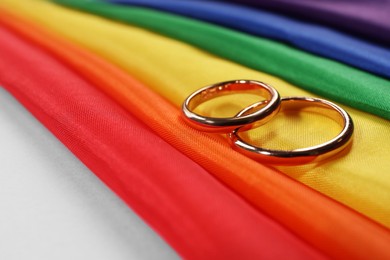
xmin=51 ymin=0 xmax=390 ymax=121
xmin=220 ymin=0 xmax=390 ymax=45
xmin=2 ymin=9 xmax=390 ymax=260
xmin=109 ymin=0 xmax=390 ymax=79
xmin=0 ymin=25 xmax=329 ymax=260
xmin=4 ymin=0 xmax=390 ymax=229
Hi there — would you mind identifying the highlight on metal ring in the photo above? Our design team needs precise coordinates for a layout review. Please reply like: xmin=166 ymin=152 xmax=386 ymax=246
xmin=228 ymin=97 xmax=354 ymax=165
xmin=182 ymin=80 xmax=281 ymax=133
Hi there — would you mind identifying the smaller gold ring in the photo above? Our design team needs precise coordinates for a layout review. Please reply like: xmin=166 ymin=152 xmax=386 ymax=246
xmin=228 ymin=97 xmax=354 ymax=165
xmin=182 ymin=80 xmax=281 ymax=133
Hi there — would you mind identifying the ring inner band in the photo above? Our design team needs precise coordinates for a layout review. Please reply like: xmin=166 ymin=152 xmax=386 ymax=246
xmin=188 ymin=81 xmax=273 ymax=111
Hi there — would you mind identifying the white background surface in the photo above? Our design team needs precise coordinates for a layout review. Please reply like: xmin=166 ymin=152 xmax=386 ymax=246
xmin=0 ymin=87 xmax=179 ymax=260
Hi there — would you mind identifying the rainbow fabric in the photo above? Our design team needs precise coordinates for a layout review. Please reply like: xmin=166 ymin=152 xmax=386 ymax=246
xmin=0 ymin=0 xmax=389 ymax=258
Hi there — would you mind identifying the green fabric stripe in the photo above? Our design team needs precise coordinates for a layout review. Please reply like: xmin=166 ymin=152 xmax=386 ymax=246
xmin=53 ymin=0 xmax=390 ymax=120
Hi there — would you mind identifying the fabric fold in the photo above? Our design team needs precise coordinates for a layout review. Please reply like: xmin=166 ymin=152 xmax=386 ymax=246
xmin=0 ymin=25 xmax=328 ymax=260
xmin=1 ymin=5 xmax=390 ymax=259
xmin=52 ymin=0 xmax=390 ymax=121
xmin=109 ymin=0 xmax=390 ymax=79
xmin=5 ymin=0 xmax=390 ymax=229
xmin=222 ymin=0 xmax=390 ymax=45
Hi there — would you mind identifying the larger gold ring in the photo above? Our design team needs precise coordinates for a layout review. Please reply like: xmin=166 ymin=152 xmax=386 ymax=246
xmin=182 ymin=80 xmax=281 ymax=133
xmin=228 ymin=97 xmax=354 ymax=165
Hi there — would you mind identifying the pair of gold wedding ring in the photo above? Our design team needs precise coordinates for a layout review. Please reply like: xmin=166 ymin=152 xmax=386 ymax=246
xmin=182 ymin=80 xmax=354 ymax=165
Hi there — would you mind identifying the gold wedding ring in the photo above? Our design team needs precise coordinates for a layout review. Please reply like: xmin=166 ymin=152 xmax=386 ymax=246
xmin=182 ymin=80 xmax=281 ymax=133
xmin=228 ymin=97 xmax=354 ymax=165
xmin=182 ymin=80 xmax=354 ymax=165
